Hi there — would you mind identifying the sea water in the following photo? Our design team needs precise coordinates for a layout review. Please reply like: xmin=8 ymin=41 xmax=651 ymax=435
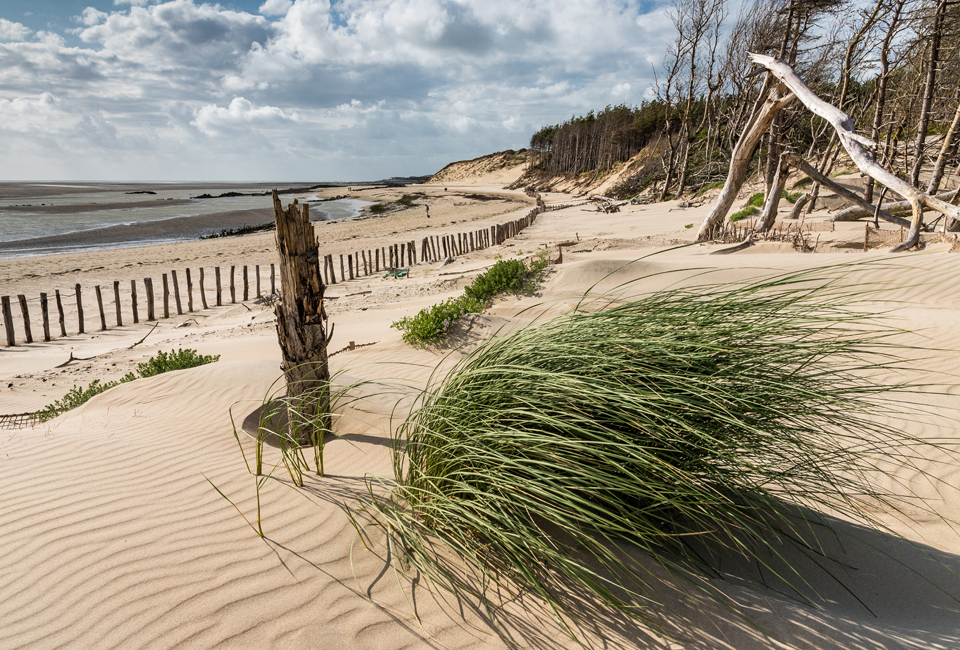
xmin=0 ymin=186 xmax=372 ymax=258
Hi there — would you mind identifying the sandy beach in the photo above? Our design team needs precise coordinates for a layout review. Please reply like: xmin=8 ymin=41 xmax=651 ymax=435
xmin=3 ymin=179 xmax=960 ymax=649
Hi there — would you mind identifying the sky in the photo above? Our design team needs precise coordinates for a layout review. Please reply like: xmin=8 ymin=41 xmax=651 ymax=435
xmin=0 ymin=0 xmax=676 ymax=181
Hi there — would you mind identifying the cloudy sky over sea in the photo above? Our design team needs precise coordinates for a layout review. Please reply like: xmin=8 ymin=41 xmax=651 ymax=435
xmin=1 ymin=0 xmax=675 ymax=181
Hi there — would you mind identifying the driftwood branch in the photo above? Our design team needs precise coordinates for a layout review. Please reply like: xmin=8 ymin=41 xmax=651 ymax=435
xmin=781 ymin=153 xmax=909 ymax=228
xmin=750 ymin=53 xmax=960 ymax=251
xmin=831 ymin=190 xmax=958 ymax=222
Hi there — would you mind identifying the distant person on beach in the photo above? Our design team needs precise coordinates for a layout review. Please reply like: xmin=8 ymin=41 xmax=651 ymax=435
xmin=425 ymin=205 xmax=430 ymax=218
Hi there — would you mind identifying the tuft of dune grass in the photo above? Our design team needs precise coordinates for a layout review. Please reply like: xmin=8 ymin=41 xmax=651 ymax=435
xmin=356 ymin=266 xmax=951 ymax=639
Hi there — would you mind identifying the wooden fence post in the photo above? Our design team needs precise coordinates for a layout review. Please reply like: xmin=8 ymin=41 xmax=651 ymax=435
xmin=243 ymin=265 xmax=249 ymax=301
xmin=114 ymin=281 xmax=122 ymax=326
xmin=162 ymin=273 xmax=170 ymax=318
xmin=348 ymin=254 xmax=354 ymax=280
xmin=255 ymin=265 xmax=260 ymax=298
xmin=2 ymin=296 xmax=15 ymax=346
xmin=271 ymin=263 xmax=276 ymax=294
xmin=40 ymin=293 xmax=51 ymax=341
xmin=144 ymin=277 xmax=155 ymax=321
xmin=95 ymin=285 xmax=107 ymax=331
xmin=56 ymin=289 xmax=67 ymax=335
xmin=198 ymin=269 xmax=207 ymax=309
xmin=340 ymin=255 xmax=345 ymax=282
xmin=230 ymin=266 xmax=236 ymax=303
xmin=172 ymin=270 xmax=183 ymax=315
xmin=271 ymin=190 xmax=330 ymax=443
xmin=17 ymin=295 xmax=32 ymax=343
xmin=75 ymin=284 xmax=84 ymax=334
xmin=185 ymin=269 xmax=194 ymax=311
xmin=130 ymin=281 xmax=139 ymax=324
xmin=215 ymin=267 xmax=222 ymax=306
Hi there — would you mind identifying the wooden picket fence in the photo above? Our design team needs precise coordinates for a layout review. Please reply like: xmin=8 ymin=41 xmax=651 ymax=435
xmin=1 ymin=198 xmax=545 ymax=347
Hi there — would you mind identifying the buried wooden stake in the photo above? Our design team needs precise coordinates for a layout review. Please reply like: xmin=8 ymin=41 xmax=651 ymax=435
xmin=172 ymin=270 xmax=183 ymax=315
xmin=114 ymin=281 xmax=122 ymax=326
xmin=185 ymin=269 xmax=194 ymax=311
xmin=40 ymin=293 xmax=51 ymax=341
xmin=340 ymin=254 xmax=345 ymax=282
xmin=348 ymin=254 xmax=355 ymax=280
xmin=215 ymin=267 xmax=222 ymax=306
xmin=1 ymin=296 xmax=14 ymax=346
xmin=162 ymin=274 xmax=170 ymax=319
xmin=75 ymin=284 xmax=84 ymax=334
xmin=18 ymin=294 xmax=33 ymax=343
xmin=243 ymin=265 xmax=249 ymax=301
xmin=130 ymin=282 xmax=139 ymax=324
xmin=144 ymin=277 xmax=155 ymax=321
xmin=199 ymin=268 xmax=208 ymax=309
xmin=95 ymin=285 xmax=107 ymax=331
xmin=230 ymin=266 xmax=236 ymax=303
xmin=271 ymin=263 xmax=276 ymax=294
xmin=55 ymin=290 xmax=66 ymax=335
xmin=255 ymin=265 xmax=260 ymax=298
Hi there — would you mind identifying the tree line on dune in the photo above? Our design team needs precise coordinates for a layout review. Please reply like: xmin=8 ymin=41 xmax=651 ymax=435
xmin=521 ymin=0 xmax=960 ymax=210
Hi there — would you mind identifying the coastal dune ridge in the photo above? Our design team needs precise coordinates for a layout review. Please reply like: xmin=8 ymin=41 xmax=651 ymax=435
xmin=2 ymin=171 xmax=960 ymax=649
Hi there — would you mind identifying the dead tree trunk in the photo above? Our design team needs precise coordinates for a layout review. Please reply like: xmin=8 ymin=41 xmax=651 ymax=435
xmin=751 ymin=53 xmax=960 ymax=252
xmin=756 ymin=154 xmax=791 ymax=233
xmin=910 ymin=0 xmax=947 ymax=188
xmin=696 ymin=87 xmax=797 ymax=240
xmin=927 ymin=99 xmax=960 ymax=195
xmin=272 ymin=190 xmax=331 ymax=441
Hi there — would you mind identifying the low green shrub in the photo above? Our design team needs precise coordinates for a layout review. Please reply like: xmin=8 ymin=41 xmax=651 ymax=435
xmin=782 ymin=190 xmax=803 ymax=203
xmin=793 ymin=176 xmax=813 ymax=189
xmin=747 ymin=192 xmax=765 ymax=207
xmin=729 ymin=206 xmax=759 ymax=222
xmin=391 ymin=295 xmax=484 ymax=345
xmin=393 ymin=254 xmax=549 ymax=346
xmin=465 ymin=259 xmax=529 ymax=303
xmin=134 ymin=348 xmax=220 ymax=378
xmin=368 ymin=203 xmax=387 ymax=214
xmin=33 ymin=348 xmax=220 ymax=422
xmin=33 ymin=380 xmax=124 ymax=422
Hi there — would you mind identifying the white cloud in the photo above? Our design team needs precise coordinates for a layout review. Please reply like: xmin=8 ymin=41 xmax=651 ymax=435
xmin=0 ymin=93 xmax=75 ymax=133
xmin=79 ymin=8 xmax=110 ymax=26
xmin=191 ymin=97 xmax=298 ymax=135
xmin=0 ymin=0 xmax=674 ymax=180
xmin=259 ymin=0 xmax=294 ymax=16
xmin=0 ymin=18 xmax=31 ymax=41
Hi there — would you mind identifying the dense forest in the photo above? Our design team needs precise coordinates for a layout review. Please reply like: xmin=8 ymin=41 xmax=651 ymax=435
xmin=523 ymin=0 xmax=960 ymax=216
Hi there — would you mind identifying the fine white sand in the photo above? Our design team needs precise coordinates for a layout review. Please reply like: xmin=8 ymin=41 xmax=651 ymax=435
xmin=3 ymin=182 xmax=960 ymax=649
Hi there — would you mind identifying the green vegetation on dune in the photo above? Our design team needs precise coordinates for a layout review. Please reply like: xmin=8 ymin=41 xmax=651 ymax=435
xmin=359 ymin=267 xmax=945 ymax=638
xmin=392 ymin=254 xmax=548 ymax=346
xmin=33 ymin=348 xmax=220 ymax=422
xmin=729 ymin=206 xmax=759 ymax=222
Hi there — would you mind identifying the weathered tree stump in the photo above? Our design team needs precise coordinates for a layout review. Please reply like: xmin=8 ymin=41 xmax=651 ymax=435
xmin=272 ymin=190 xmax=331 ymax=443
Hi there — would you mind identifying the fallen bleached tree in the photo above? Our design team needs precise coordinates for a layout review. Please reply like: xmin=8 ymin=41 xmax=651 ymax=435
xmin=698 ymin=54 xmax=960 ymax=252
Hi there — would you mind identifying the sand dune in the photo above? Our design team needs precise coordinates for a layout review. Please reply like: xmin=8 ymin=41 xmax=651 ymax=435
xmin=3 ymin=186 xmax=960 ymax=648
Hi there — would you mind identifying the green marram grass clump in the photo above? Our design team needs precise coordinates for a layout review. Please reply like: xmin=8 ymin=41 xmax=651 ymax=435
xmin=33 ymin=348 xmax=220 ymax=422
xmin=747 ymin=192 xmax=765 ymax=207
xmin=361 ymin=269 xmax=944 ymax=637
